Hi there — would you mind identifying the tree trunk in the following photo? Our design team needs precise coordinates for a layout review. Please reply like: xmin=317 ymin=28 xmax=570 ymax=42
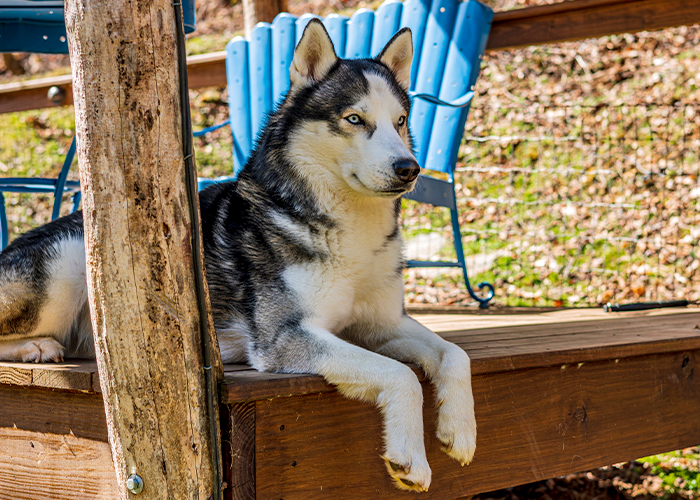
xmin=64 ymin=0 xmax=223 ymax=498
xmin=242 ymin=0 xmax=288 ymax=35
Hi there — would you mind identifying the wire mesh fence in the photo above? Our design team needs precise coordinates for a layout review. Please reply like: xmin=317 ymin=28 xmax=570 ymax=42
xmin=402 ymin=103 xmax=700 ymax=307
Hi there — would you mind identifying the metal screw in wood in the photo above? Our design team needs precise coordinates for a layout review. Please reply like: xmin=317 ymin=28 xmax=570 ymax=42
xmin=47 ymin=86 xmax=66 ymax=105
xmin=126 ymin=474 xmax=144 ymax=495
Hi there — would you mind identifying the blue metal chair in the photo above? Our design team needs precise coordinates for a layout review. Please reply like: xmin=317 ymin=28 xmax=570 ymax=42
xmin=0 ymin=0 xmax=196 ymax=248
xmin=0 ymin=0 xmax=196 ymax=53
xmin=198 ymin=0 xmax=495 ymax=306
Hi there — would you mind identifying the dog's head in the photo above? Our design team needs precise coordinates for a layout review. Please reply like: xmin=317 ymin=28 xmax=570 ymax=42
xmin=285 ymin=19 xmax=418 ymax=199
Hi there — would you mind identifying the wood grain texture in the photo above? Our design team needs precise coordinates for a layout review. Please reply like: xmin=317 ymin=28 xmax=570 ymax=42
xmin=0 ymin=427 xmax=116 ymax=500
xmin=0 ymin=74 xmax=73 ymax=115
xmin=64 ymin=0 xmax=221 ymax=498
xmin=254 ymin=350 xmax=700 ymax=499
xmin=0 ymin=365 xmax=31 ymax=386
xmin=487 ymin=0 xmax=700 ymax=50
xmin=31 ymin=366 xmax=92 ymax=391
xmin=0 ymin=385 xmax=108 ymax=442
xmin=221 ymin=311 xmax=700 ymax=403
xmin=0 ymin=360 xmax=99 ymax=391
xmin=229 ymin=403 xmax=256 ymax=500
xmin=0 ymin=52 xmax=221 ymax=115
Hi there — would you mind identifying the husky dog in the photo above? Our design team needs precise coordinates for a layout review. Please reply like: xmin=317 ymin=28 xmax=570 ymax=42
xmin=0 ymin=20 xmax=475 ymax=491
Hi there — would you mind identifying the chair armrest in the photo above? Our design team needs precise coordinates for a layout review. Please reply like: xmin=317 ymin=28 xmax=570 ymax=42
xmin=192 ymin=119 xmax=231 ymax=138
xmin=408 ymin=90 xmax=474 ymax=108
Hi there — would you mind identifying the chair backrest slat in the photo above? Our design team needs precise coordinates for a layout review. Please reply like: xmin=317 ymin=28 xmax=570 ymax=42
xmin=344 ymin=9 xmax=374 ymax=59
xmin=323 ymin=14 xmax=349 ymax=56
xmin=399 ymin=0 xmax=432 ymax=90
xmin=226 ymin=37 xmax=253 ymax=172
xmin=249 ymin=23 xmax=273 ymax=139
xmin=424 ymin=0 xmax=492 ymax=174
xmin=407 ymin=0 xmax=459 ymax=167
xmin=370 ymin=0 xmax=403 ymax=57
xmin=271 ymin=13 xmax=298 ymax=103
xmin=226 ymin=0 xmax=491 ymax=178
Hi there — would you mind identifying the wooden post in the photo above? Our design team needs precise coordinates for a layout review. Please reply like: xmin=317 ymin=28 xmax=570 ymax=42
xmin=242 ymin=0 xmax=288 ymax=35
xmin=64 ymin=0 xmax=223 ymax=499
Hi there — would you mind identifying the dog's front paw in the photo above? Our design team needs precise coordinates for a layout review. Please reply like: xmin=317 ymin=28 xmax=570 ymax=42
xmin=381 ymin=453 xmax=431 ymax=492
xmin=436 ymin=395 xmax=476 ymax=467
xmin=20 ymin=338 xmax=65 ymax=363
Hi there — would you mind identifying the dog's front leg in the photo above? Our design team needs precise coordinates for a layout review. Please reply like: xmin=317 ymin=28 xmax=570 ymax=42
xmin=251 ymin=321 xmax=432 ymax=492
xmin=372 ymin=316 xmax=476 ymax=467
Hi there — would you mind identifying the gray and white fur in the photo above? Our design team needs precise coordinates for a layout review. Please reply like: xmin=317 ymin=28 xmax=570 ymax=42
xmin=0 ymin=21 xmax=475 ymax=491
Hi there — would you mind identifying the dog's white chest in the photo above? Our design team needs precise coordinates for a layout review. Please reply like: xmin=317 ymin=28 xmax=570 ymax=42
xmin=282 ymin=202 xmax=403 ymax=333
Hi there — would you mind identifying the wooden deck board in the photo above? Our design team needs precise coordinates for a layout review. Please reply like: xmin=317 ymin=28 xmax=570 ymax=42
xmin=252 ymin=349 xmax=700 ymax=499
xmin=1 ymin=308 xmax=698 ymax=398
xmin=1 ymin=308 xmax=699 ymax=500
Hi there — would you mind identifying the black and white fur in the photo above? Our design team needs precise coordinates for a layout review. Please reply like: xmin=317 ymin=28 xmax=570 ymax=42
xmin=0 ymin=21 xmax=475 ymax=491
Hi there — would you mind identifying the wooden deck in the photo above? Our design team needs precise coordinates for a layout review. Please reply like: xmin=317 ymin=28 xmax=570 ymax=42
xmin=1 ymin=307 xmax=700 ymax=499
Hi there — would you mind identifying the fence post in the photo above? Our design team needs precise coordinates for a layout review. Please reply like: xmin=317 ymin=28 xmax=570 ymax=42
xmin=64 ymin=0 xmax=223 ymax=498
xmin=243 ymin=0 xmax=288 ymax=35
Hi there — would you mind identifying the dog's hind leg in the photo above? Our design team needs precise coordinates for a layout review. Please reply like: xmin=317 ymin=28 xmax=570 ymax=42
xmin=0 ymin=337 xmax=65 ymax=362
xmin=250 ymin=321 xmax=432 ymax=492
xmin=370 ymin=315 xmax=477 ymax=468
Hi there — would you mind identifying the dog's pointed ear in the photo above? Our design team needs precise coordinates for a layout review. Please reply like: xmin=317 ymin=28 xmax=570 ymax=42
xmin=377 ymin=28 xmax=413 ymax=91
xmin=290 ymin=19 xmax=338 ymax=89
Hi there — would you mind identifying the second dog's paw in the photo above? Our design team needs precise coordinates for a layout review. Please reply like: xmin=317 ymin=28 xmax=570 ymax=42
xmin=381 ymin=454 xmax=432 ymax=492
xmin=436 ymin=400 xmax=476 ymax=467
xmin=21 ymin=338 xmax=65 ymax=363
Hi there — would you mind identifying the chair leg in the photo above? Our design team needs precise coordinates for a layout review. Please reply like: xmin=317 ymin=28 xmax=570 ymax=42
xmin=0 ymin=193 xmax=8 ymax=250
xmin=51 ymin=136 xmax=78 ymax=220
xmin=450 ymin=207 xmax=494 ymax=308
xmin=71 ymin=191 xmax=82 ymax=213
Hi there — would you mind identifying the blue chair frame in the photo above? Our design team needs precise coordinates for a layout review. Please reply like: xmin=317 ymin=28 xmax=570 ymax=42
xmin=0 ymin=0 xmax=196 ymax=249
xmin=0 ymin=137 xmax=80 ymax=248
xmin=0 ymin=0 xmax=196 ymax=54
xmin=197 ymin=0 xmax=495 ymax=306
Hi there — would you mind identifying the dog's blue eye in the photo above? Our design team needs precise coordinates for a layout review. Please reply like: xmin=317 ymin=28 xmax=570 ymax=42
xmin=397 ymin=116 xmax=406 ymax=127
xmin=346 ymin=114 xmax=362 ymax=125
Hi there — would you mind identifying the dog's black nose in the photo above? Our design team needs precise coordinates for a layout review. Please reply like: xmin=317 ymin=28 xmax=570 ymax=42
xmin=393 ymin=159 xmax=420 ymax=183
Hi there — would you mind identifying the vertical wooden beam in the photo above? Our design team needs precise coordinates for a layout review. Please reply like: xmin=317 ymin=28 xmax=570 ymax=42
xmin=242 ymin=0 xmax=288 ymax=35
xmin=64 ymin=0 xmax=223 ymax=499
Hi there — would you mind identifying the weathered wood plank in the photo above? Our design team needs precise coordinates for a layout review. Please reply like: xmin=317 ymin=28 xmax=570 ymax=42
xmin=2 ymin=310 xmax=699 ymax=397
xmin=0 ymin=385 xmax=108 ymax=442
xmin=487 ymin=0 xmax=700 ymax=50
xmin=415 ymin=306 xmax=699 ymax=331
xmin=0 ymin=74 xmax=73 ymax=115
xmin=0 ymin=364 xmax=32 ymax=386
xmin=31 ymin=365 xmax=92 ymax=391
xmin=253 ymin=349 xmax=700 ymax=499
xmin=0 ymin=427 xmax=116 ymax=500
xmin=0 ymin=52 xmax=222 ymax=115
xmin=221 ymin=312 xmax=700 ymax=403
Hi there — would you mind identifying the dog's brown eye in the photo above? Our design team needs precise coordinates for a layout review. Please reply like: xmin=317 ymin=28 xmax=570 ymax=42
xmin=397 ymin=115 xmax=406 ymax=127
xmin=346 ymin=114 xmax=362 ymax=125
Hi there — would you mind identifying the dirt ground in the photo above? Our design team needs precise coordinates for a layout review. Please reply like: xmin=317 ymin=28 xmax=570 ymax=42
xmin=474 ymin=457 xmax=700 ymax=500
